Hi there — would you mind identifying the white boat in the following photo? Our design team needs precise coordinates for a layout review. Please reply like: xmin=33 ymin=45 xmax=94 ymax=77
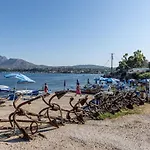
xmin=15 ymin=90 xmax=39 ymax=96
xmin=0 ymin=85 xmax=10 ymax=92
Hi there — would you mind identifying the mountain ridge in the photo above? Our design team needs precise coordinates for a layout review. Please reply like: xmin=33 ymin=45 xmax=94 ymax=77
xmin=0 ymin=55 xmax=109 ymax=69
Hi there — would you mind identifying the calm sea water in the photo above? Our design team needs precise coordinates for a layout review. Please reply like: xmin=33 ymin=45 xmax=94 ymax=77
xmin=0 ymin=73 xmax=100 ymax=92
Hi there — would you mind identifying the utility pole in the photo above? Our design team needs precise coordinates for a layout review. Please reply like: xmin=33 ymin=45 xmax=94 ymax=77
xmin=111 ymin=53 xmax=113 ymax=76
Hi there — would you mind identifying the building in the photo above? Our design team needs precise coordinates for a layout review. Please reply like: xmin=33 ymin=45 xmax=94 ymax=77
xmin=127 ymin=68 xmax=149 ymax=74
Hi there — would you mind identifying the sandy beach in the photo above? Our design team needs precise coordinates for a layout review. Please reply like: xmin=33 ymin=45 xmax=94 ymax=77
xmin=0 ymin=92 xmax=150 ymax=150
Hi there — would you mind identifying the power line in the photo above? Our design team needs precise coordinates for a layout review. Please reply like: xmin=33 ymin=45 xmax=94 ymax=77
xmin=103 ymin=59 xmax=110 ymax=66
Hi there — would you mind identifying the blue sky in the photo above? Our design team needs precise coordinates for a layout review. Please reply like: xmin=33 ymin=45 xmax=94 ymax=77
xmin=0 ymin=0 xmax=150 ymax=67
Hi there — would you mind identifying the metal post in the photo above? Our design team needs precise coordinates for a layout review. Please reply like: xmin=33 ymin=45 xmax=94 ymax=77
xmin=111 ymin=53 xmax=113 ymax=76
xmin=149 ymin=80 xmax=150 ymax=94
xmin=148 ymin=80 xmax=150 ymax=101
xmin=13 ymin=81 xmax=17 ymax=101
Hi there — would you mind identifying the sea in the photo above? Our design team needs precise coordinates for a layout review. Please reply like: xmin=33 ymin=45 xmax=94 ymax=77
xmin=0 ymin=72 xmax=100 ymax=92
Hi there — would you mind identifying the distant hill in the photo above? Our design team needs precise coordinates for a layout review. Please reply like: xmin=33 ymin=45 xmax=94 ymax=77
xmin=72 ymin=65 xmax=109 ymax=69
xmin=0 ymin=55 xmax=109 ymax=70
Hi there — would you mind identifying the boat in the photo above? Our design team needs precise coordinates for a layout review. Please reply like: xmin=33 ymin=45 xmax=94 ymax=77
xmin=69 ymin=84 xmax=102 ymax=95
xmin=0 ymin=85 xmax=11 ymax=92
xmin=15 ymin=89 xmax=39 ymax=96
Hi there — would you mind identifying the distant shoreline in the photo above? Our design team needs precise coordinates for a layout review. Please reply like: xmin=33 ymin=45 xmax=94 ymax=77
xmin=0 ymin=68 xmax=109 ymax=74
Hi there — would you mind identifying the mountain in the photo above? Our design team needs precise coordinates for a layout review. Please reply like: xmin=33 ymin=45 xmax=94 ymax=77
xmin=0 ymin=56 xmax=8 ymax=64
xmin=0 ymin=56 xmax=39 ymax=69
xmin=0 ymin=58 xmax=38 ymax=69
xmin=0 ymin=55 xmax=109 ymax=70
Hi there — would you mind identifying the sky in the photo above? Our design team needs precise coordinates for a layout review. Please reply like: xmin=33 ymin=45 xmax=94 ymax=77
xmin=0 ymin=0 xmax=150 ymax=67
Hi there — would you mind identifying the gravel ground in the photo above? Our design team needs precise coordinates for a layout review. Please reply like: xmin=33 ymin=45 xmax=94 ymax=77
xmin=0 ymin=93 xmax=150 ymax=150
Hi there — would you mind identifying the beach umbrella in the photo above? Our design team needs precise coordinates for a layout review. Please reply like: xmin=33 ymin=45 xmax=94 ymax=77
xmin=4 ymin=73 xmax=35 ymax=83
xmin=112 ymin=78 xmax=120 ymax=85
xmin=17 ymin=74 xmax=35 ymax=84
xmin=4 ymin=73 xmax=35 ymax=100
xmin=128 ymin=79 xmax=135 ymax=82
xmin=140 ymin=79 xmax=150 ymax=83
xmin=103 ymin=78 xmax=109 ymax=81
xmin=106 ymin=78 xmax=113 ymax=83
xmin=99 ymin=77 xmax=106 ymax=81
xmin=105 ymin=78 xmax=118 ymax=85
xmin=113 ymin=78 xmax=120 ymax=82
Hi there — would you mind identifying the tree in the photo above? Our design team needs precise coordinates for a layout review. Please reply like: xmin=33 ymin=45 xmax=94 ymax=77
xmin=148 ymin=62 xmax=150 ymax=69
xmin=139 ymin=72 xmax=150 ymax=79
xmin=132 ymin=50 xmax=147 ymax=68
xmin=116 ymin=50 xmax=148 ymax=73
xmin=116 ymin=53 xmax=129 ymax=72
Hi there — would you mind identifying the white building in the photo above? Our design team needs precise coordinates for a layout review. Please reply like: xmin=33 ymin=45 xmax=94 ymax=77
xmin=128 ymin=68 xmax=149 ymax=74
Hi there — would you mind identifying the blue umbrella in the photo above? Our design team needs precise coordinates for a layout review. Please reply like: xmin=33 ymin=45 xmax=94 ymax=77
xmin=4 ymin=73 xmax=35 ymax=100
xmin=113 ymin=78 xmax=120 ymax=82
xmin=99 ymin=77 xmax=108 ymax=81
xmin=4 ymin=73 xmax=35 ymax=83
xmin=17 ymin=75 xmax=35 ymax=84
xmin=105 ymin=78 xmax=118 ymax=85
xmin=106 ymin=78 xmax=113 ymax=83
xmin=140 ymin=79 xmax=150 ymax=83
xmin=128 ymin=79 xmax=135 ymax=82
xmin=99 ymin=77 xmax=105 ymax=81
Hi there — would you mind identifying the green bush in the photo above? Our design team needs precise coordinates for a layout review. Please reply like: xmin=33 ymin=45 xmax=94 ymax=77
xmin=139 ymin=72 xmax=150 ymax=79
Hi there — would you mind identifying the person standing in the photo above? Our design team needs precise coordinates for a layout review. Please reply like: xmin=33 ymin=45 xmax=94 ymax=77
xmin=75 ymin=80 xmax=81 ymax=96
xmin=44 ymin=83 xmax=48 ymax=93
